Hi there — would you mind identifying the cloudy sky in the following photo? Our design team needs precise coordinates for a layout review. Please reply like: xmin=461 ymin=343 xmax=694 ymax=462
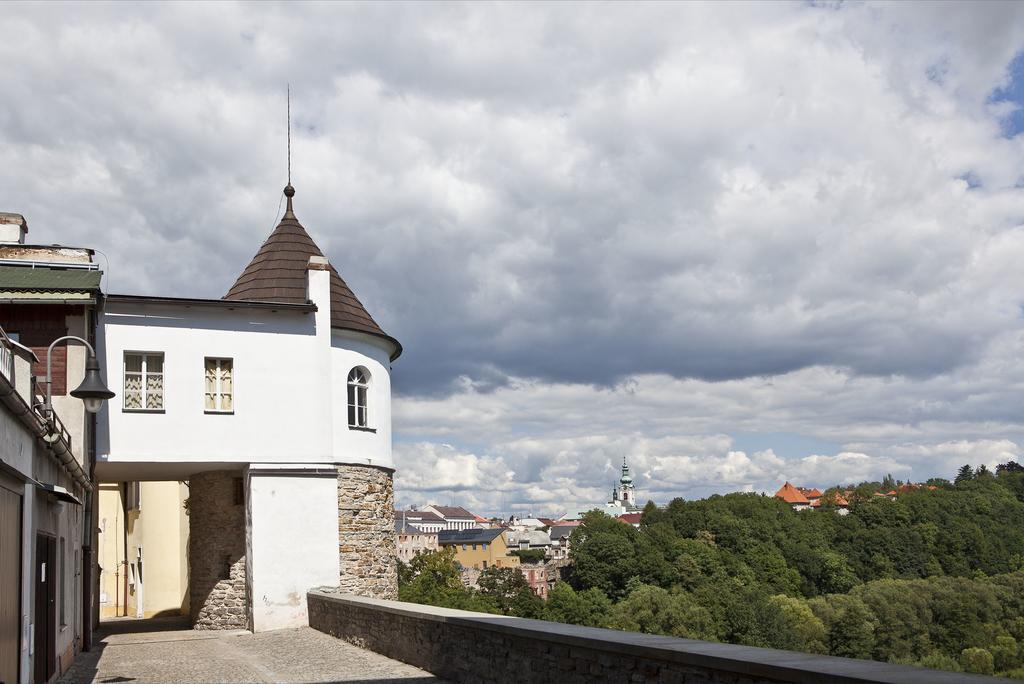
xmin=5 ymin=2 xmax=1024 ymax=515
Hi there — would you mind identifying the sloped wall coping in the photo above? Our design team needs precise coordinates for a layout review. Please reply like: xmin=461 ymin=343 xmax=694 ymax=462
xmin=307 ymin=591 xmax=1006 ymax=684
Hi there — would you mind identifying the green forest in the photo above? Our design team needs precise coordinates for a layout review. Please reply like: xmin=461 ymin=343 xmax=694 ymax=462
xmin=397 ymin=462 xmax=1024 ymax=679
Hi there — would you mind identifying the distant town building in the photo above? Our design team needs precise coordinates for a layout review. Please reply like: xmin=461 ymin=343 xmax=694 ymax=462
xmin=811 ymin=491 xmax=851 ymax=515
xmin=422 ymin=505 xmax=479 ymax=530
xmin=520 ymin=563 xmax=549 ymax=599
xmin=774 ymin=482 xmax=813 ymax=511
xmin=437 ymin=528 xmax=520 ymax=575
xmin=396 ymin=509 xmax=446 ymax=534
xmin=548 ymin=524 xmax=579 ymax=560
xmin=617 ymin=512 xmax=643 ymax=528
xmin=394 ymin=518 xmax=439 ymax=563
xmin=507 ymin=529 xmax=552 ymax=553
xmin=775 ymin=482 xmax=850 ymax=515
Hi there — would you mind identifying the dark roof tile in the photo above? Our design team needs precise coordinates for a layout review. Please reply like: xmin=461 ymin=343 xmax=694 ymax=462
xmin=224 ymin=187 xmax=401 ymax=359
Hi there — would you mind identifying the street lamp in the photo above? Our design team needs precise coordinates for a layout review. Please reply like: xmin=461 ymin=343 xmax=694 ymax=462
xmin=45 ymin=336 xmax=115 ymax=417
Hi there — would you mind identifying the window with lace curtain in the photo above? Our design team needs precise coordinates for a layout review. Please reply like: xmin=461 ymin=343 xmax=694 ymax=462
xmin=205 ymin=357 xmax=233 ymax=413
xmin=123 ymin=352 xmax=163 ymax=411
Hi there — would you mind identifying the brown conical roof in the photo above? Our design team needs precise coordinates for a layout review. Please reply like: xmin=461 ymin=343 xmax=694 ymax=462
xmin=225 ymin=185 xmax=401 ymax=359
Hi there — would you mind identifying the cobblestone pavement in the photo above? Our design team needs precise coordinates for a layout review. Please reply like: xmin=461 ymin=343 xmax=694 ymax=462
xmin=59 ymin=617 xmax=444 ymax=684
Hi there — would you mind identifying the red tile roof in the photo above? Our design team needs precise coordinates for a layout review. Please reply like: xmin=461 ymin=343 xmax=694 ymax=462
xmin=811 ymin=492 xmax=849 ymax=508
xmin=774 ymin=482 xmax=810 ymax=505
xmin=617 ymin=513 xmax=643 ymax=525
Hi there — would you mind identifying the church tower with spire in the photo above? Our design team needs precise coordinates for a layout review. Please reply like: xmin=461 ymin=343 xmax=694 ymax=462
xmin=617 ymin=456 xmax=636 ymax=509
xmin=607 ymin=456 xmax=639 ymax=512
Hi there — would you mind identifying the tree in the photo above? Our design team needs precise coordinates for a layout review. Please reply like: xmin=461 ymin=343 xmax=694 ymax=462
xmin=609 ymin=584 xmax=718 ymax=641
xmin=955 ymin=464 xmax=974 ymax=485
xmin=990 ymin=635 xmax=1020 ymax=672
xmin=510 ymin=548 xmax=545 ymax=564
xmin=960 ymin=647 xmax=995 ymax=676
xmin=477 ymin=566 xmax=544 ymax=618
xmin=544 ymin=582 xmax=612 ymax=627
xmin=997 ymin=461 xmax=1024 ymax=475
xmin=398 ymin=548 xmax=481 ymax=610
xmin=761 ymin=595 xmax=827 ymax=654
xmin=569 ymin=511 xmax=643 ymax=599
xmin=808 ymin=594 xmax=877 ymax=659
xmin=976 ymin=464 xmax=993 ymax=478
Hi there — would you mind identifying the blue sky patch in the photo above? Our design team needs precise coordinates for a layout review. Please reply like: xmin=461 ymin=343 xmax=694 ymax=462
xmin=990 ymin=50 xmax=1024 ymax=138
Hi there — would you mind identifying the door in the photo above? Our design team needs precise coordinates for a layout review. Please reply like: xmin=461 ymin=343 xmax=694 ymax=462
xmin=0 ymin=485 xmax=21 ymax=684
xmin=32 ymin=535 xmax=55 ymax=684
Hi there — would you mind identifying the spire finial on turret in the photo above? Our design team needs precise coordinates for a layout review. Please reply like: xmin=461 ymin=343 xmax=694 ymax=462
xmin=283 ymin=183 xmax=295 ymax=217
xmin=283 ymin=84 xmax=296 ymax=218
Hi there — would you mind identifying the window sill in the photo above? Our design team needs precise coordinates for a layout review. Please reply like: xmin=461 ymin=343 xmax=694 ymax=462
xmin=348 ymin=425 xmax=377 ymax=433
xmin=204 ymin=410 xmax=235 ymax=415
xmin=122 ymin=409 xmax=166 ymax=414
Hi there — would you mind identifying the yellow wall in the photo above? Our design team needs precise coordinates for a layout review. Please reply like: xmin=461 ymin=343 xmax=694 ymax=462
xmin=98 ymin=482 xmax=189 ymax=618
xmin=442 ymin=531 xmax=520 ymax=571
xmin=97 ymin=484 xmax=125 ymax=618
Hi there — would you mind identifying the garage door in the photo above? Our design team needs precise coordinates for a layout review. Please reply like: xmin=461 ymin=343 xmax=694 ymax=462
xmin=0 ymin=482 xmax=22 ymax=684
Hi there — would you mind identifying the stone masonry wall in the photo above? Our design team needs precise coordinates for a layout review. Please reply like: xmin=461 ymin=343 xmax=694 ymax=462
xmin=307 ymin=592 xmax=990 ymax=684
xmin=188 ymin=470 xmax=247 ymax=629
xmin=336 ymin=465 xmax=397 ymax=598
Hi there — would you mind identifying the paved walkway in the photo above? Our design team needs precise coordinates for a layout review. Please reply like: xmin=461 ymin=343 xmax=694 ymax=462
xmin=59 ymin=617 xmax=443 ymax=684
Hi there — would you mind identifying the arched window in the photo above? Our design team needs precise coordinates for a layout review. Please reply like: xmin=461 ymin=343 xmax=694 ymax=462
xmin=347 ymin=367 xmax=370 ymax=428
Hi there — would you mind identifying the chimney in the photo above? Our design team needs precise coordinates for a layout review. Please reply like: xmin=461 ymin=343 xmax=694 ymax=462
xmin=0 ymin=213 xmax=28 ymax=244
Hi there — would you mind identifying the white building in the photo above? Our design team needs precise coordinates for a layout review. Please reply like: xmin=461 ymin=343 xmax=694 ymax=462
xmin=395 ymin=509 xmax=445 ymax=534
xmin=421 ymin=505 xmax=478 ymax=530
xmin=95 ymin=184 xmax=402 ymax=632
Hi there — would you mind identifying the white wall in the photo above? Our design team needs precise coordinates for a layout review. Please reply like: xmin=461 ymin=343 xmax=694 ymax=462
xmin=330 ymin=330 xmax=393 ymax=470
xmin=96 ymin=301 xmax=395 ymax=476
xmin=245 ymin=467 xmax=339 ymax=631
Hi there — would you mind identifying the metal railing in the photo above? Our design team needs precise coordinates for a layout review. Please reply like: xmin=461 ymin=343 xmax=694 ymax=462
xmin=31 ymin=375 xmax=73 ymax=453
xmin=0 ymin=325 xmax=14 ymax=385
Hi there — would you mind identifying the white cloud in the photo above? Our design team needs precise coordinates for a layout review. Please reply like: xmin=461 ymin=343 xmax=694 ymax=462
xmin=4 ymin=4 xmax=1024 ymax=513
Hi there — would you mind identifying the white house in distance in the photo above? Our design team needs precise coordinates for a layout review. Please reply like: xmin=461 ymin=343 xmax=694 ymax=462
xmin=95 ymin=183 xmax=402 ymax=632
xmin=421 ymin=505 xmax=478 ymax=530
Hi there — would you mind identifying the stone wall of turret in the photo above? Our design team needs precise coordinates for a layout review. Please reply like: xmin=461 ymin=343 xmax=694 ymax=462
xmin=336 ymin=465 xmax=397 ymax=598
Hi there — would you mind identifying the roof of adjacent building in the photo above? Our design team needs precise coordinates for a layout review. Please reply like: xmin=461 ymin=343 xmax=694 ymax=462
xmin=0 ymin=265 xmax=102 ymax=291
xmin=549 ymin=525 xmax=578 ymax=541
xmin=774 ymin=482 xmax=810 ymax=505
xmin=106 ymin=293 xmax=316 ymax=312
xmin=394 ymin=519 xmax=427 ymax=534
xmin=617 ymin=513 xmax=643 ymax=525
xmin=427 ymin=505 xmax=476 ymax=520
xmin=508 ymin=530 xmax=552 ymax=547
xmin=798 ymin=487 xmax=823 ymax=499
xmin=395 ymin=510 xmax=445 ymax=524
xmin=438 ymin=528 xmax=505 ymax=545
xmin=224 ymin=185 xmax=401 ymax=360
